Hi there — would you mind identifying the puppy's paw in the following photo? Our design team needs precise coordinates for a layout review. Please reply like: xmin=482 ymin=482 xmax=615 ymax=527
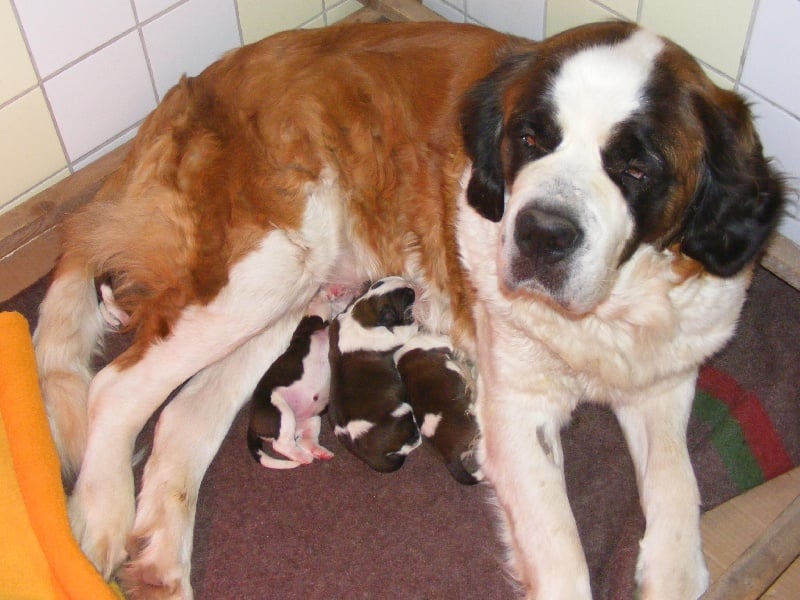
xmin=306 ymin=443 xmax=334 ymax=460
xmin=257 ymin=449 xmax=302 ymax=469
xmin=272 ymin=439 xmax=315 ymax=464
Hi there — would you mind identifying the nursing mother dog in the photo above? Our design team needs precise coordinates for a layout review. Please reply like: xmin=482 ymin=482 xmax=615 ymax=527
xmin=34 ymin=18 xmax=784 ymax=599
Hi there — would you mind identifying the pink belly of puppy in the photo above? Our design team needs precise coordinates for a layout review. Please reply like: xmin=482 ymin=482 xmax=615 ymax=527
xmin=283 ymin=330 xmax=331 ymax=419
xmin=268 ymin=328 xmax=333 ymax=465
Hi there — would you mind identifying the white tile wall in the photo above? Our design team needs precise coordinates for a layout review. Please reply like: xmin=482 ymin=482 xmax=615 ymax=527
xmin=742 ymin=90 xmax=800 ymax=243
xmin=424 ymin=0 xmax=546 ymax=38
xmin=325 ymin=0 xmax=365 ymax=25
xmin=0 ymin=88 xmax=65 ymax=202
xmin=639 ymin=0 xmax=755 ymax=79
xmin=0 ymin=0 xmax=36 ymax=101
xmin=142 ymin=0 xmax=240 ymax=99
xmin=44 ymin=32 xmax=155 ymax=161
xmin=16 ymin=0 xmax=136 ymax=77
xmin=237 ymin=0 xmax=322 ymax=43
xmin=740 ymin=0 xmax=800 ymax=118
xmin=467 ymin=0 xmax=545 ymax=38
xmin=134 ymin=0 xmax=181 ymax=22
xmin=600 ymin=0 xmax=638 ymax=20
xmin=422 ymin=0 xmax=466 ymax=23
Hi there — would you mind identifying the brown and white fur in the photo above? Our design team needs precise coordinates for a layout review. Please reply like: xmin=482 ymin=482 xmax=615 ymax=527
xmin=246 ymin=313 xmax=333 ymax=469
xmin=328 ymin=277 xmax=422 ymax=473
xmin=33 ymin=20 xmax=785 ymax=599
xmin=394 ymin=334 xmax=481 ymax=485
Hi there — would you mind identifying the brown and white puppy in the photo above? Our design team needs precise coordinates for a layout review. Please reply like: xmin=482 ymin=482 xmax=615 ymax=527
xmin=394 ymin=334 xmax=481 ymax=485
xmin=328 ymin=277 xmax=421 ymax=473
xmin=247 ymin=314 xmax=333 ymax=469
xmin=33 ymin=20 xmax=786 ymax=599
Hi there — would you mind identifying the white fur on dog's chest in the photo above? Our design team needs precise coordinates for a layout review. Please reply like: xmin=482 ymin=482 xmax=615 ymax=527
xmin=456 ymin=178 xmax=748 ymax=403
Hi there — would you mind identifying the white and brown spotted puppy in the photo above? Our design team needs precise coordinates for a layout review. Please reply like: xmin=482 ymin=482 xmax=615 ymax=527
xmin=246 ymin=314 xmax=333 ymax=469
xmin=328 ymin=277 xmax=421 ymax=473
xmin=394 ymin=334 xmax=481 ymax=486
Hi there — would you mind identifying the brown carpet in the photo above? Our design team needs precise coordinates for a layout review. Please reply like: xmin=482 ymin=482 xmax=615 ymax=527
xmin=3 ymin=266 xmax=798 ymax=599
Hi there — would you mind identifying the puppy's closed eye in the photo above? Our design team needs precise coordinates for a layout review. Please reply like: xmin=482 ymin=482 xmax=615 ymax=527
xmin=378 ymin=305 xmax=401 ymax=327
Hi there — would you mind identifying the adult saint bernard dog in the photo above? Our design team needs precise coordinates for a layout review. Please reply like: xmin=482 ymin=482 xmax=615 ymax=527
xmin=35 ymin=19 xmax=785 ymax=600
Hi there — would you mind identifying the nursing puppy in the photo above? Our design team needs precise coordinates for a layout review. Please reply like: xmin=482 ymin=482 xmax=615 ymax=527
xmin=328 ymin=277 xmax=421 ymax=473
xmin=246 ymin=314 xmax=333 ymax=469
xmin=394 ymin=334 xmax=481 ymax=485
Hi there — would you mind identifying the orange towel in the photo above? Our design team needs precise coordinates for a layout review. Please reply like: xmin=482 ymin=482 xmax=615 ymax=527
xmin=0 ymin=311 xmax=120 ymax=599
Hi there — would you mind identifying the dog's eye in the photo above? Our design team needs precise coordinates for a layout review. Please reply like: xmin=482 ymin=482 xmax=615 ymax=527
xmin=623 ymin=164 xmax=646 ymax=182
xmin=520 ymin=133 xmax=537 ymax=148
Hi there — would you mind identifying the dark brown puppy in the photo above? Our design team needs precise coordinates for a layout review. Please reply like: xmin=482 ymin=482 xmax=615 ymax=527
xmin=394 ymin=335 xmax=481 ymax=485
xmin=328 ymin=277 xmax=421 ymax=473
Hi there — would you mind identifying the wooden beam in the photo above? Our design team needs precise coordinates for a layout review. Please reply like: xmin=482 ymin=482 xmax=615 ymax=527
xmin=339 ymin=6 xmax=387 ymax=24
xmin=761 ymin=233 xmax=800 ymax=291
xmin=702 ymin=495 xmax=800 ymax=600
xmin=362 ymin=0 xmax=445 ymax=22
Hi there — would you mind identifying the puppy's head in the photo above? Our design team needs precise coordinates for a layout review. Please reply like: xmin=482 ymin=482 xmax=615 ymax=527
xmin=334 ymin=402 xmax=421 ymax=473
xmin=461 ymin=21 xmax=786 ymax=314
xmin=335 ymin=276 xmax=419 ymax=353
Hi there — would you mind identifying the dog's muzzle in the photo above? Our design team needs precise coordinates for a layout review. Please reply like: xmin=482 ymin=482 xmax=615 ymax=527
xmin=506 ymin=204 xmax=583 ymax=296
xmin=514 ymin=206 xmax=583 ymax=265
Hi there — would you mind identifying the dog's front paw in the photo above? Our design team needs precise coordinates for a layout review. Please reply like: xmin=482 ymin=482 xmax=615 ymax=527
xmin=68 ymin=482 xmax=134 ymax=578
xmin=122 ymin=521 xmax=193 ymax=599
xmin=635 ymin=539 xmax=709 ymax=600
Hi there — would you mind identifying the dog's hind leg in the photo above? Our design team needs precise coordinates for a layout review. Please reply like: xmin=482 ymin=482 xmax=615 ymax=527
xmin=67 ymin=230 xmax=326 ymax=579
xmin=121 ymin=320 xmax=302 ymax=599
xmin=33 ymin=259 xmax=108 ymax=480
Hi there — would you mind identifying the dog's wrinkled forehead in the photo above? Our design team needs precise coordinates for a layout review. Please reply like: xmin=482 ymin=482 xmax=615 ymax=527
xmin=348 ymin=276 xmax=416 ymax=330
xmin=550 ymin=29 xmax=664 ymax=148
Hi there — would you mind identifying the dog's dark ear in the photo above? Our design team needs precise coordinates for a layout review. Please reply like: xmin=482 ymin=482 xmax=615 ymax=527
xmin=680 ymin=91 xmax=787 ymax=277
xmin=461 ymin=56 xmax=528 ymax=222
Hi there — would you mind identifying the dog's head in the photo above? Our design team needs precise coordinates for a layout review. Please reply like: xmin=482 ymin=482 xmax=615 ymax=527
xmin=461 ymin=21 xmax=786 ymax=314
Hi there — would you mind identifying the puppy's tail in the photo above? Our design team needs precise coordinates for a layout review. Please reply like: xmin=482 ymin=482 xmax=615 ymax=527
xmin=33 ymin=256 xmax=106 ymax=481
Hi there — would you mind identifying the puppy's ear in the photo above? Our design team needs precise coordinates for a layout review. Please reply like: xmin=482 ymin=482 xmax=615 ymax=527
xmin=460 ymin=55 xmax=528 ymax=222
xmin=680 ymin=90 xmax=787 ymax=277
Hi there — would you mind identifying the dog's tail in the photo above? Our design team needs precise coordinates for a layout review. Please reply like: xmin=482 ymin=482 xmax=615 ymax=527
xmin=33 ymin=255 xmax=107 ymax=481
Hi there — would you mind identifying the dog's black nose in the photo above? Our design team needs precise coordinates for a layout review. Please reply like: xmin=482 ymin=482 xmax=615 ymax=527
xmin=514 ymin=207 xmax=582 ymax=264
